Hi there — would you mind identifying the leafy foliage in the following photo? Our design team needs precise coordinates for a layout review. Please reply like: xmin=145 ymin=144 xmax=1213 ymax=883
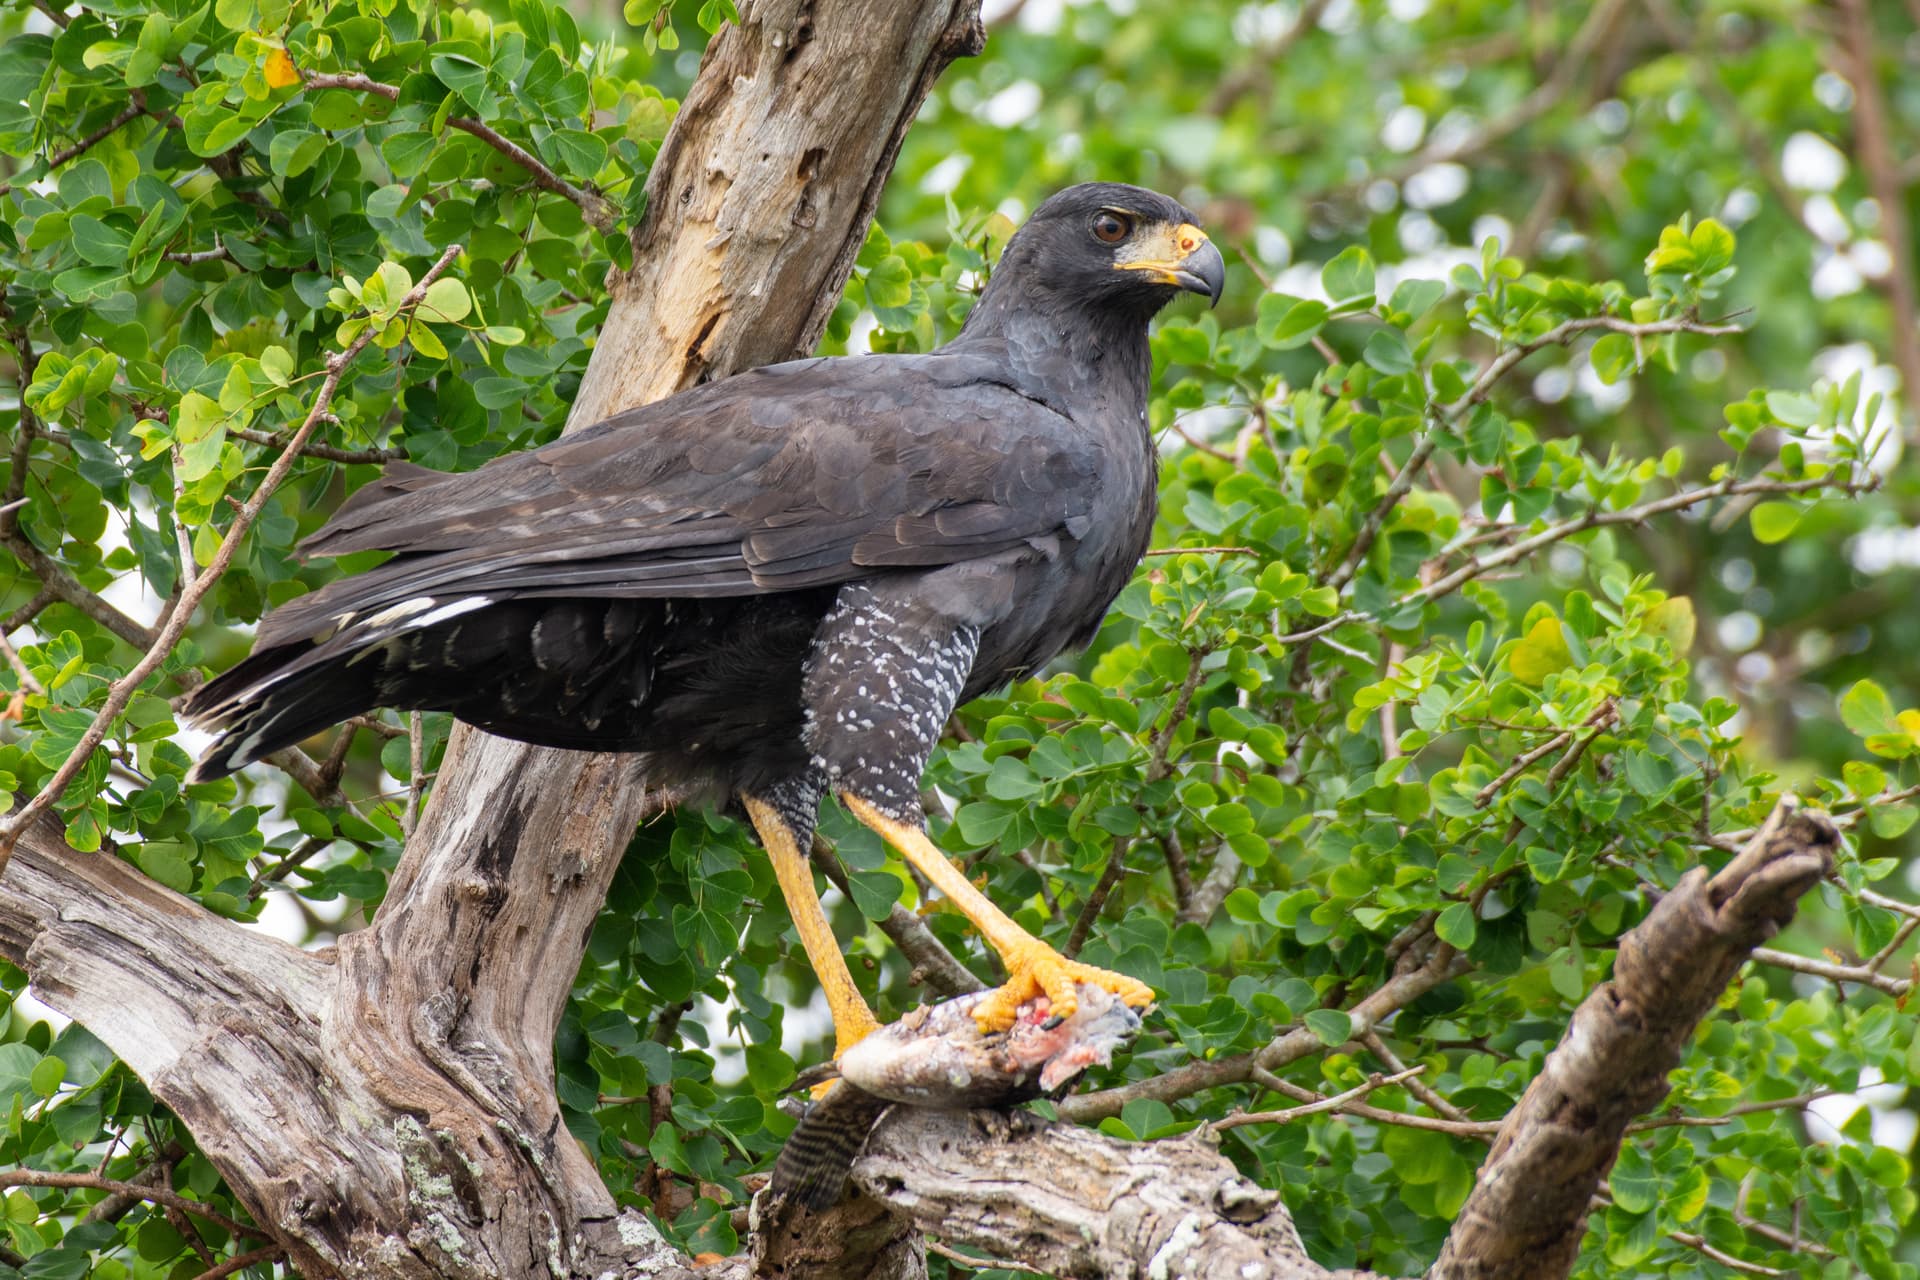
xmin=1 ymin=1 xmax=1917 ymax=1278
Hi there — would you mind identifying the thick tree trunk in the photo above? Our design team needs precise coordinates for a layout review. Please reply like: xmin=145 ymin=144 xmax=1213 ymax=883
xmin=3 ymin=3 xmax=984 ymax=1277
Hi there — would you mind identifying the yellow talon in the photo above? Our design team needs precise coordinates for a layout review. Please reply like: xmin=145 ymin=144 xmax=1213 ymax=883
xmin=811 ymin=1008 xmax=883 ymax=1097
xmin=971 ymin=939 xmax=1155 ymax=1033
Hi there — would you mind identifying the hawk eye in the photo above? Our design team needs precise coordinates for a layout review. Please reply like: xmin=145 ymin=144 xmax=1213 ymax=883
xmin=1091 ymin=211 xmax=1132 ymax=244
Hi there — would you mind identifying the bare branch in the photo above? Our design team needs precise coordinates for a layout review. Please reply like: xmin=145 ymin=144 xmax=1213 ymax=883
xmin=1359 ymin=0 xmax=1632 ymax=188
xmin=1063 ymin=836 xmax=1130 ymax=958
xmin=1324 ymin=314 xmax=1746 ymax=598
xmin=1475 ymin=702 xmax=1616 ymax=808
xmin=1750 ymin=944 xmax=1911 ymax=997
xmin=188 ymin=1246 xmax=287 ymax=1280
xmin=1429 ymin=800 xmax=1837 ymax=1280
xmin=1060 ymin=945 xmax=1468 ymax=1121
xmin=228 ymin=423 xmax=404 ymax=464
xmin=0 ymin=92 xmax=146 ymax=200
xmin=1210 ymin=1065 xmax=1429 ymax=1132
xmin=1833 ymin=0 xmax=1920 ymax=441
xmin=810 ymin=831 xmax=984 ymax=998
xmin=299 ymin=73 xmax=620 ymax=233
xmin=1281 ymin=468 xmax=1877 ymax=646
xmin=0 ymin=1170 xmax=269 ymax=1241
xmin=0 ymin=626 xmax=46 ymax=697
xmin=400 ymin=710 xmax=425 ymax=840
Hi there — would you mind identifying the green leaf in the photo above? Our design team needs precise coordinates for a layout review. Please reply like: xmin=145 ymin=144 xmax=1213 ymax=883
xmin=1303 ymin=1009 xmax=1352 ymax=1046
xmin=431 ymin=53 xmax=491 ymax=107
xmin=28 ymin=1054 xmax=64 ymax=1098
xmin=409 ymin=322 xmax=448 ymax=360
xmin=1840 ymin=679 xmax=1898 ymax=740
xmin=1321 ymin=246 xmax=1375 ymax=306
xmin=1589 ymin=332 xmax=1636 ymax=385
xmin=847 ymin=870 xmax=901 ymax=921
xmin=1689 ymin=218 xmax=1735 ymax=275
xmin=1609 ymin=1142 xmax=1657 ymax=1213
xmin=1435 ymin=902 xmax=1477 ymax=950
xmin=1510 ymin=616 xmax=1572 ymax=685
xmin=382 ymin=131 xmax=437 ymax=178
xmin=69 ymin=214 xmax=130 ymax=266
xmin=1256 ymin=294 xmax=1327 ymax=350
xmin=1362 ymin=328 xmax=1415 ymax=375
xmin=544 ymin=128 xmax=607 ymax=177
xmin=138 ymin=844 xmax=193 ymax=892
xmin=1765 ymin=390 xmax=1819 ymax=427
xmin=866 ymin=255 xmax=912 ymax=309
xmin=268 ymin=128 xmax=327 ymax=177
xmin=1748 ymin=502 xmax=1801 ymax=545
xmin=418 ymin=277 xmax=472 ymax=323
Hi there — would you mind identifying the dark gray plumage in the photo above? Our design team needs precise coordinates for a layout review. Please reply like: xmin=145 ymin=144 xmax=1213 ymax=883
xmin=183 ymin=182 xmax=1225 ymax=829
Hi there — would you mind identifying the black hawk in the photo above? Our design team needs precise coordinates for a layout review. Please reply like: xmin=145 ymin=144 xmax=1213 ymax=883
xmin=183 ymin=182 xmax=1225 ymax=1051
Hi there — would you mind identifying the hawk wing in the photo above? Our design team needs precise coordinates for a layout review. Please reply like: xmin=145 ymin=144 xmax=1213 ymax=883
xmin=255 ymin=351 xmax=1100 ymax=649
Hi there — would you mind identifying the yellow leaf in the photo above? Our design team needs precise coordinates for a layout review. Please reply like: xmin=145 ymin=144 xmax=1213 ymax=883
xmin=1898 ymin=709 xmax=1920 ymax=748
xmin=1644 ymin=596 xmax=1696 ymax=653
xmin=1510 ymin=617 xmax=1573 ymax=686
xmin=264 ymin=47 xmax=300 ymax=89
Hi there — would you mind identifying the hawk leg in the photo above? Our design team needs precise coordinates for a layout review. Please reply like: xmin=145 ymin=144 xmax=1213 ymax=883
xmin=841 ymin=794 xmax=1153 ymax=1032
xmin=803 ymin=580 xmax=1154 ymax=1034
xmin=743 ymin=781 xmax=879 ymax=1062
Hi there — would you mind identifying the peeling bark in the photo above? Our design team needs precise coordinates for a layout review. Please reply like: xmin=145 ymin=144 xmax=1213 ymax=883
xmin=2 ymin=2 xmax=986 ymax=1276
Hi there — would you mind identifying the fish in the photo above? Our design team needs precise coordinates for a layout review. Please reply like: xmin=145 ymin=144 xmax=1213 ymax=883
xmin=770 ymin=982 xmax=1143 ymax=1209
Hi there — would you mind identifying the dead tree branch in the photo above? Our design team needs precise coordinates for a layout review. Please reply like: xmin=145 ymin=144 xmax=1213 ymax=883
xmin=1430 ymin=800 xmax=1837 ymax=1280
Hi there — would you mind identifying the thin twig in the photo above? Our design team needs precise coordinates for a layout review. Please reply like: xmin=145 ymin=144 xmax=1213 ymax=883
xmin=1142 ymin=545 xmax=1258 ymax=557
xmin=1211 ymin=1065 xmax=1428 ymax=1132
xmin=1204 ymin=0 xmax=1330 ymax=114
xmin=926 ymin=1239 xmax=1046 ymax=1276
xmin=1475 ymin=702 xmax=1616 ymax=807
xmin=1362 ymin=1031 xmax=1470 ymax=1122
xmin=0 ymin=93 xmax=146 ymax=200
xmin=1668 ymin=1231 xmax=1785 ymax=1277
xmin=1062 ymin=945 xmax=1469 ymax=1121
xmin=1248 ymin=1065 xmax=1501 ymax=1139
xmin=1148 ymin=649 xmax=1208 ymax=782
xmin=1751 ymin=945 xmax=1911 ymax=997
xmin=299 ymin=74 xmax=618 ymax=232
xmin=1307 ymin=312 xmax=1753 ymax=626
xmin=1278 ymin=469 xmax=1876 ymax=646
xmin=1155 ymin=827 xmax=1193 ymax=917
xmin=400 ymin=710 xmax=425 ymax=840
xmin=0 ymin=1171 xmax=267 ymax=1240
xmin=0 ymin=245 xmax=465 ymax=872
xmin=0 ymin=627 xmax=45 ymax=697
xmin=188 ymin=1245 xmax=286 ymax=1280
xmin=1064 ymin=837 xmax=1130 ymax=959
xmin=229 ymin=423 xmax=404 ymax=464
xmin=808 ymin=833 xmax=983 ymax=997
xmin=1626 ymin=1090 xmax=1844 ymax=1133
xmin=1356 ymin=0 xmax=1632 ymax=189
xmin=163 ymin=245 xmax=232 ymax=266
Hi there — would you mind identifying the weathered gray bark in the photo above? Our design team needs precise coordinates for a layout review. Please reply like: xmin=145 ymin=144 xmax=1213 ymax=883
xmin=0 ymin=797 xmax=1834 ymax=1279
xmin=1428 ymin=799 xmax=1838 ymax=1280
xmin=3 ymin=2 xmax=985 ymax=1276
